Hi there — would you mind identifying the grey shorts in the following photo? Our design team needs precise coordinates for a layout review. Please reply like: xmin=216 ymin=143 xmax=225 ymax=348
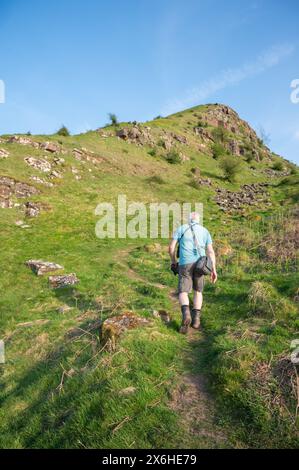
xmin=178 ymin=262 xmax=204 ymax=294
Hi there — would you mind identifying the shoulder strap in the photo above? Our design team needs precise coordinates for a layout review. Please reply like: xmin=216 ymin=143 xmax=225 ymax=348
xmin=177 ymin=224 xmax=191 ymax=244
xmin=190 ymin=224 xmax=204 ymax=256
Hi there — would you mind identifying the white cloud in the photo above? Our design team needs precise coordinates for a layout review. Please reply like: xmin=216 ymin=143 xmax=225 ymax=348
xmin=162 ymin=43 xmax=295 ymax=115
xmin=294 ymin=130 xmax=299 ymax=141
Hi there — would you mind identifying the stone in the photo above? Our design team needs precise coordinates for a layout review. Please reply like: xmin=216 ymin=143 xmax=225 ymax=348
xmin=24 ymin=201 xmax=40 ymax=217
xmin=53 ymin=157 xmax=65 ymax=165
xmin=0 ymin=148 xmax=9 ymax=158
xmin=26 ymin=260 xmax=64 ymax=276
xmin=40 ymin=141 xmax=60 ymax=153
xmin=100 ymin=311 xmax=150 ymax=351
xmin=25 ymin=156 xmax=52 ymax=173
xmin=57 ymin=305 xmax=72 ymax=314
xmin=173 ymin=133 xmax=187 ymax=144
xmin=15 ymin=182 xmax=39 ymax=198
xmin=152 ymin=309 xmax=171 ymax=324
xmin=48 ymin=273 xmax=79 ymax=289
xmin=50 ymin=170 xmax=62 ymax=179
xmin=0 ymin=198 xmax=13 ymax=208
xmin=30 ymin=176 xmax=54 ymax=187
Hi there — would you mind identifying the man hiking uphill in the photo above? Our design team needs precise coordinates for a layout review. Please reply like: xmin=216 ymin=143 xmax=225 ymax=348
xmin=169 ymin=212 xmax=217 ymax=334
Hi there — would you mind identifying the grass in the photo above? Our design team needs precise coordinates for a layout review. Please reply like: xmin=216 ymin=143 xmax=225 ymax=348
xmin=0 ymin=104 xmax=298 ymax=448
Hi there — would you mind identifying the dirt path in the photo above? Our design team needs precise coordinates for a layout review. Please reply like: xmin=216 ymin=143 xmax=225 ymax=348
xmin=116 ymin=247 xmax=231 ymax=448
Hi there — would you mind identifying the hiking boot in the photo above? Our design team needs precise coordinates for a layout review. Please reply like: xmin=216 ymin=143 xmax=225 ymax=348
xmin=179 ymin=305 xmax=191 ymax=334
xmin=191 ymin=309 xmax=201 ymax=329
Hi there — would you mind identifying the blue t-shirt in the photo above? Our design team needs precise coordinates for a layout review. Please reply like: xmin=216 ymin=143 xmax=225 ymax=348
xmin=173 ymin=223 xmax=212 ymax=266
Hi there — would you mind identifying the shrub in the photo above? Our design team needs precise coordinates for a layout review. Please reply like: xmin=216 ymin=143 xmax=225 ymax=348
xmin=245 ymin=152 xmax=254 ymax=163
xmin=212 ymin=126 xmax=227 ymax=143
xmin=147 ymin=175 xmax=165 ymax=185
xmin=108 ymin=113 xmax=118 ymax=126
xmin=165 ymin=150 xmax=181 ymax=164
xmin=153 ymin=115 xmax=163 ymax=120
xmin=57 ymin=125 xmax=70 ymax=137
xmin=148 ymin=148 xmax=157 ymax=157
xmin=212 ymin=143 xmax=226 ymax=160
xmin=248 ymin=281 xmax=296 ymax=319
xmin=272 ymin=160 xmax=284 ymax=171
xmin=219 ymin=155 xmax=242 ymax=182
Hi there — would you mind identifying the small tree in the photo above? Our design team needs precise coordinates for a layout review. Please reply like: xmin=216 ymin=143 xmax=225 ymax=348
xmin=272 ymin=160 xmax=284 ymax=171
xmin=212 ymin=143 xmax=226 ymax=160
xmin=165 ymin=150 xmax=181 ymax=164
xmin=212 ymin=126 xmax=227 ymax=143
xmin=108 ymin=113 xmax=118 ymax=126
xmin=219 ymin=155 xmax=242 ymax=182
xmin=57 ymin=125 xmax=70 ymax=137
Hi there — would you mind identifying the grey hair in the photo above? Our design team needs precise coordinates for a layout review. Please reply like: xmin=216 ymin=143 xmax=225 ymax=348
xmin=188 ymin=212 xmax=200 ymax=224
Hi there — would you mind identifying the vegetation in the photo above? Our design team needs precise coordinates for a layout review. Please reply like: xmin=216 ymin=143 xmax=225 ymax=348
xmin=57 ymin=125 xmax=70 ymax=137
xmin=0 ymin=103 xmax=298 ymax=449
xmin=165 ymin=150 xmax=181 ymax=164
xmin=212 ymin=143 xmax=226 ymax=160
xmin=219 ymin=155 xmax=242 ymax=182
xmin=108 ymin=113 xmax=118 ymax=126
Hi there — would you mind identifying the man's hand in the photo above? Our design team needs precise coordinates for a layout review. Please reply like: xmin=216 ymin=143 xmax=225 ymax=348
xmin=171 ymin=263 xmax=179 ymax=276
xmin=210 ymin=269 xmax=217 ymax=284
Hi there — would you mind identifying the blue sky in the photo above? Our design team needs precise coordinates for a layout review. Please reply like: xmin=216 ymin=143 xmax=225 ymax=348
xmin=0 ymin=0 xmax=298 ymax=162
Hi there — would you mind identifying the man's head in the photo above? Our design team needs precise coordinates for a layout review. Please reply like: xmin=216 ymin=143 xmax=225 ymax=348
xmin=188 ymin=211 xmax=200 ymax=224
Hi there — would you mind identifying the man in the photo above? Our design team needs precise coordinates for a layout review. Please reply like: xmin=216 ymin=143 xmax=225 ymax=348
xmin=169 ymin=212 xmax=217 ymax=334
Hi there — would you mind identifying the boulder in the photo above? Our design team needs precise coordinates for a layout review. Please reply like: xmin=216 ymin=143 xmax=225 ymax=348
xmin=24 ymin=201 xmax=41 ymax=217
xmin=26 ymin=260 xmax=64 ymax=276
xmin=100 ymin=311 xmax=150 ymax=351
xmin=48 ymin=273 xmax=79 ymax=289
xmin=40 ymin=142 xmax=60 ymax=153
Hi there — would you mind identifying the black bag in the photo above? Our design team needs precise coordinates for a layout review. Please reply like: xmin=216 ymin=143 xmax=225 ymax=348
xmin=194 ymin=255 xmax=213 ymax=276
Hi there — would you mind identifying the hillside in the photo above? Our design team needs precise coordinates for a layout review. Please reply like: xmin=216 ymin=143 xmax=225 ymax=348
xmin=0 ymin=103 xmax=298 ymax=449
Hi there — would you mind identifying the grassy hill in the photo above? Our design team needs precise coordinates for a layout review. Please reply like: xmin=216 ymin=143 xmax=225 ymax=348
xmin=0 ymin=104 xmax=298 ymax=448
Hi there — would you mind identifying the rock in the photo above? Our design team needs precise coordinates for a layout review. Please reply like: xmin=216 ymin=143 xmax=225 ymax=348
xmin=53 ymin=157 xmax=65 ymax=165
xmin=179 ymin=152 xmax=190 ymax=162
xmin=152 ymin=309 xmax=171 ymax=324
xmin=40 ymin=142 xmax=60 ymax=153
xmin=116 ymin=125 xmax=155 ymax=146
xmin=214 ymin=183 xmax=269 ymax=212
xmin=172 ymin=133 xmax=187 ymax=144
xmin=30 ymin=176 xmax=54 ymax=187
xmin=26 ymin=260 xmax=64 ymax=276
xmin=25 ymin=156 xmax=52 ymax=173
xmin=7 ymin=135 xmax=40 ymax=148
xmin=48 ymin=273 xmax=79 ymax=289
xmin=0 ymin=148 xmax=9 ymax=158
xmin=50 ymin=170 xmax=62 ymax=179
xmin=24 ymin=202 xmax=41 ymax=217
xmin=0 ymin=198 xmax=13 ymax=208
xmin=100 ymin=311 xmax=150 ymax=351
xmin=0 ymin=176 xmax=38 ymax=200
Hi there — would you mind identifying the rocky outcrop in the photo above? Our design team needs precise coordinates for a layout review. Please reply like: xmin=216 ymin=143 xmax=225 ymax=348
xmin=215 ymin=183 xmax=270 ymax=212
xmin=264 ymin=168 xmax=290 ymax=178
xmin=116 ymin=125 xmax=155 ymax=146
xmin=100 ymin=311 xmax=151 ymax=351
xmin=26 ymin=260 xmax=64 ymax=276
xmin=25 ymin=157 xmax=52 ymax=173
xmin=0 ymin=176 xmax=39 ymax=202
xmin=24 ymin=201 xmax=42 ymax=217
xmin=48 ymin=273 xmax=79 ymax=289
xmin=0 ymin=148 xmax=9 ymax=158
xmin=7 ymin=135 xmax=40 ymax=148
xmin=73 ymin=147 xmax=104 ymax=165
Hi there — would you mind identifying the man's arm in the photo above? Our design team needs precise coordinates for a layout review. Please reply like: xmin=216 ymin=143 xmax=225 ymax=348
xmin=169 ymin=239 xmax=178 ymax=264
xmin=206 ymin=243 xmax=217 ymax=283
